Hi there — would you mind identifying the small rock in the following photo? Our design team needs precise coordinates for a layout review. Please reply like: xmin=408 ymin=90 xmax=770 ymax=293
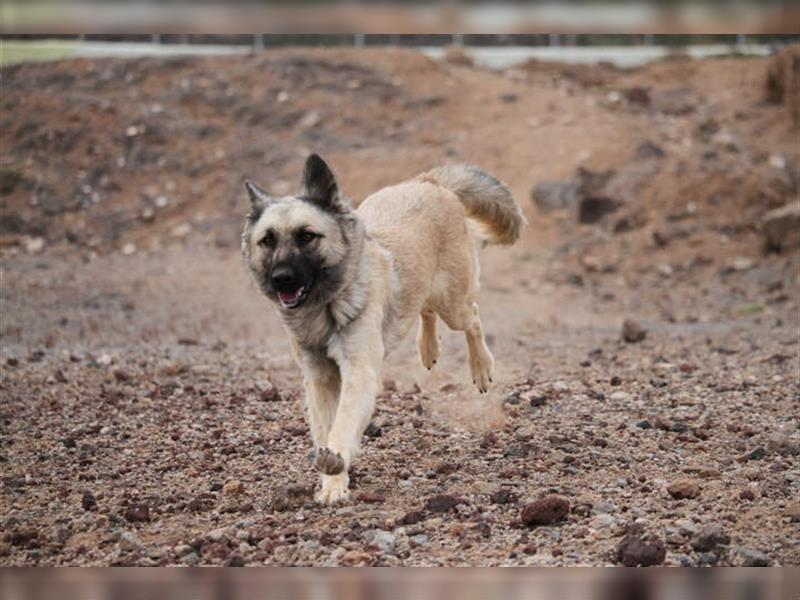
xmin=785 ymin=500 xmax=800 ymax=522
xmin=762 ymin=202 xmax=800 ymax=252
xmin=490 ymin=489 xmax=518 ymax=505
xmin=578 ymin=195 xmax=618 ymax=224
xmin=409 ymin=533 xmax=428 ymax=547
xmin=737 ymin=547 xmax=771 ymax=567
xmin=609 ymin=390 xmax=630 ymax=402
xmin=616 ymin=524 xmax=666 ymax=566
xmin=223 ymin=480 xmax=245 ymax=495
xmin=81 ymin=490 xmax=97 ymax=511
xmin=226 ymin=554 xmax=245 ymax=567
xmin=531 ymin=179 xmax=581 ymax=212
xmin=667 ymin=478 xmax=700 ymax=499
xmin=124 ymin=503 xmax=150 ymax=523
xmin=180 ymin=551 xmax=200 ymax=566
xmin=398 ymin=510 xmax=426 ymax=526
xmin=24 ymin=236 xmax=45 ymax=254
xmin=622 ymin=319 xmax=646 ymax=343
xmin=119 ymin=531 xmax=143 ymax=553
xmin=356 ymin=491 xmax=385 ymax=504
xmin=364 ymin=422 xmax=383 ymax=438
xmin=691 ymin=526 xmax=730 ymax=552
xmin=424 ymin=494 xmax=463 ymax=513
xmin=738 ymin=446 xmax=767 ymax=462
xmin=729 ymin=256 xmax=755 ymax=272
xmin=364 ymin=529 xmax=396 ymax=553
xmin=171 ymin=223 xmax=192 ymax=238
xmin=206 ymin=527 xmax=232 ymax=544
xmin=766 ymin=428 xmax=800 ymax=456
xmin=635 ymin=140 xmax=664 ymax=159
xmin=521 ymin=495 xmax=570 ymax=526
xmin=271 ymin=485 xmax=313 ymax=512
xmin=626 ymin=88 xmax=651 ymax=106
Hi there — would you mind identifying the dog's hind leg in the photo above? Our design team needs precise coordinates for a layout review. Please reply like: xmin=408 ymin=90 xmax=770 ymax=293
xmin=416 ymin=309 xmax=440 ymax=370
xmin=439 ymin=300 xmax=494 ymax=393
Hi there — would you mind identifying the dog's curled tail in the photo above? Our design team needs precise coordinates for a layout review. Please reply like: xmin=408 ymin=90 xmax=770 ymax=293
xmin=419 ymin=165 xmax=526 ymax=245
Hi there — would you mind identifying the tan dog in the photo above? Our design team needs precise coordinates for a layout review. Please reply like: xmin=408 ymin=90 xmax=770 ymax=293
xmin=242 ymin=155 xmax=525 ymax=504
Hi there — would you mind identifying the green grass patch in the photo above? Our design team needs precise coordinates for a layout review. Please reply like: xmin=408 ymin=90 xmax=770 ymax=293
xmin=0 ymin=40 xmax=77 ymax=66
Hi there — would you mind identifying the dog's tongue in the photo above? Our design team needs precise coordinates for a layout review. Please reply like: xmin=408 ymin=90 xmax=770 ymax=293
xmin=277 ymin=287 xmax=303 ymax=307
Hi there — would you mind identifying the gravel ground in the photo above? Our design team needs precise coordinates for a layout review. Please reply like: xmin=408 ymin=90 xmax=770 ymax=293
xmin=1 ymin=48 xmax=798 ymax=566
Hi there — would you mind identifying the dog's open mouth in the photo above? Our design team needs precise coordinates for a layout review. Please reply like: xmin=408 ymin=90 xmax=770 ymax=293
xmin=277 ymin=286 xmax=307 ymax=309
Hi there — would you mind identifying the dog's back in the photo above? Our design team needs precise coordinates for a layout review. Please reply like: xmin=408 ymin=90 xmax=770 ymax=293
xmin=357 ymin=165 xmax=524 ymax=353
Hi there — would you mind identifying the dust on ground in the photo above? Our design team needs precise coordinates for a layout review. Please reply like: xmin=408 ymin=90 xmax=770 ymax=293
xmin=1 ymin=47 xmax=798 ymax=566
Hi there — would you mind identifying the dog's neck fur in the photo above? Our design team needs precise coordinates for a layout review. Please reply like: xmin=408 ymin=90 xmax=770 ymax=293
xmin=281 ymin=218 xmax=373 ymax=353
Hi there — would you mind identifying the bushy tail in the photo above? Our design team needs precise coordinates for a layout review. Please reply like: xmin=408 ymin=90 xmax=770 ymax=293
xmin=418 ymin=165 xmax=526 ymax=245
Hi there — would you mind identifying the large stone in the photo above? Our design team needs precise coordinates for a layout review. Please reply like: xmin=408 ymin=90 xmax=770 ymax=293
xmin=616 ymin=525 xmax=666 ymax=566
xmin=521 ymin=495 xmax=570 ymax=526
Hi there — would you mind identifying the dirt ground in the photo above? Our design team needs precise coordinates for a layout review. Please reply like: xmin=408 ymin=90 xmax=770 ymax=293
xmin=1 ymin=47 xmax=798 ymax=566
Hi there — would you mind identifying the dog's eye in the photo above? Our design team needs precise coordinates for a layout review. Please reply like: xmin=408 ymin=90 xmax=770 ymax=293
xmin=260 ymin=231 xmax=276 ymax=248
xmin=297 ymin=231 xmax=318 ymax=245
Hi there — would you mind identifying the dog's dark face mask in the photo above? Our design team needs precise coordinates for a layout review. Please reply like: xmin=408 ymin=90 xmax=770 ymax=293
xmin=241 ymin=154 xmax=354 ymax=311
xmin=260 ymin=231 xmax=325 ymax=310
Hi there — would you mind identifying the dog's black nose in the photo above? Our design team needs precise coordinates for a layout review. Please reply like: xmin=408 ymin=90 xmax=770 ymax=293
xmin=270 ymin=266 xmax=299 ymax=292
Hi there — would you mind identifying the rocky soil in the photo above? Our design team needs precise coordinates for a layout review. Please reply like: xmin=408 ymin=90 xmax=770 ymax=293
xmin=1 ymin=47 xmax=798 ymax=566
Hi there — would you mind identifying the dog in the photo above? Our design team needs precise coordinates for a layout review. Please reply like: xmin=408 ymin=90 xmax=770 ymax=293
xmin=242 ymin=154 xmax=525 ymax=504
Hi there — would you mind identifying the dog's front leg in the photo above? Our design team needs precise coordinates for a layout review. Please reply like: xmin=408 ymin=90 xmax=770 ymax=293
xmin=300 ymin=354 xmax=341 ymax=452
xmin=314 ymin=336 xmax=383 ymax=505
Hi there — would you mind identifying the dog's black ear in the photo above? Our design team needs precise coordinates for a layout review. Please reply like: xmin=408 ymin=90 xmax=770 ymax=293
xmin=301 ymin=154 xmax=345 ymax=212
xmin=244 ymin=179 xmax=273 ymax=219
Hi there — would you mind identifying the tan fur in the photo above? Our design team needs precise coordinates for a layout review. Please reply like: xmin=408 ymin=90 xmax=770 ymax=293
xmin=243 ymin=158 xmax=524 ymax=504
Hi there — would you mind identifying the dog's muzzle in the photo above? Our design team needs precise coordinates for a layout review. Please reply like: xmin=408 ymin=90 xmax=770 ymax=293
xmin=270 ymin=265 xmax=309 ymax=309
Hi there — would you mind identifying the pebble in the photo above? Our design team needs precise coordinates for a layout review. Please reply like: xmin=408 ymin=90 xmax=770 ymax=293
xmin=207 ymin=527 xmax=232 ymax=544
xmin=364 ymin=529 xmax=396 ymax=554
xmin=667 ymin=478 xmax=700 ymax=499
xmin=119 ymin=532 xmax=143 ymax=552
xmin=409 ymin=534 xmax=428 ymax=547
xmin=521 ymin=495 xmax=570 ymax=526
xmin=622 ymin=319 xmax=646 ymax=343
xmin=124 ymin=504 xmax=151 ymax=523
xmin=737 ymin=547 xmax=771 ymax=567
xmin=398 ymin=510 xmax=426 ymax=526
xmin=81 ymin=490 xmax=97 ymax=511
xmin=356 ymin=491 xmax=385 ymax=504
xmin=223 ymin=480 xmax=245 ymax=495
xmin=609 ymin=390 xmax=630 ymax=402
xmin=180 ymin=551 xmax=200 ymax=566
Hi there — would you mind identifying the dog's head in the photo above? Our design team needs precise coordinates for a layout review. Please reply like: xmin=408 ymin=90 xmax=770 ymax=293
xmin=242 ymin=154 xmax=356 ymax=311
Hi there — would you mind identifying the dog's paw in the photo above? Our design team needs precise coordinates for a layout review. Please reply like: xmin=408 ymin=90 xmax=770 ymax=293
xmin=316 ymin=474 xmax=350 ymax=505
xmin=470 ymin=350 xmax=494 ymax=394
xmin=314 ymin=447 xmax=346 ymax=475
